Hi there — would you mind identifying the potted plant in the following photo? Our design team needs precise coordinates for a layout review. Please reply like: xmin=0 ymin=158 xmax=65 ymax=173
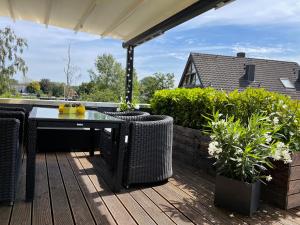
xmin=206 ymin=112 xmax=291 ymax=216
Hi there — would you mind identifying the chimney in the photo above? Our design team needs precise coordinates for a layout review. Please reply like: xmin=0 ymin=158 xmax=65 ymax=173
xmin=237 ymin=52 xmax=246 ymax=58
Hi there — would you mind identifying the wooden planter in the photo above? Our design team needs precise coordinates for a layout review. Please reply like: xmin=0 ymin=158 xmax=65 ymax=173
xmin=173 ymin=125 xmax=214 ymax=174
xmin=263 ymin=152 xmax=300 ymax=209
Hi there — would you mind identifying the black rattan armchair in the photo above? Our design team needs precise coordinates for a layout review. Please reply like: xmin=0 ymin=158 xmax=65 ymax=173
xmin=0 ymin=111 xmax=25 ymax=158
xmin=103 ymin=111 xmax=150 ymax=120
xmin=124 ymin=115 xmax=173 ymax=187
xmin=0 ymin=118 xmax=21 ymax=203
xmin=100 ymin=111 xmax=150 ymax=165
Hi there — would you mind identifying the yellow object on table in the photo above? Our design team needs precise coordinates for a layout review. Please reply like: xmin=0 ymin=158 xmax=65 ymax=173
xmin=76 ymin=105 xmax=86 ymax=115
xmin=58 ymin=104 xmax=64 ymax=113
xmin=58 ymin=103 xmax=86 ymax=115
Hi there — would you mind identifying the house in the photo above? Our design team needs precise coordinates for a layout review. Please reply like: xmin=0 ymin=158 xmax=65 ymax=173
xmin=178 ymin=52 xmax=300 ymax=99
xmin=12 ymin=83 xmax=27 ymax=94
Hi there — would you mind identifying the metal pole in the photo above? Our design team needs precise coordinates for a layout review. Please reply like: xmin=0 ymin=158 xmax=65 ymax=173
xmin=125 ymin=45 xmax=134 ymax=103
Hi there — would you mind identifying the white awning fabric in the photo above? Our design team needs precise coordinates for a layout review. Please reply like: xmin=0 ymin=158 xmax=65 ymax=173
xmin=0 ymin=0 xmax=198 ymax=41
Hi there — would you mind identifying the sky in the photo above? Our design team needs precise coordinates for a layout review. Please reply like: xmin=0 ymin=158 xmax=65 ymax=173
xmin=0 ymin=0 xmax=300 ymax=86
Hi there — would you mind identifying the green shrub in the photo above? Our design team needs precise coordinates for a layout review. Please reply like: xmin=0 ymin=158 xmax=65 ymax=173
xmin=207 ymin=112 xmax=291 ymax=183
xmin=151 ymin=87 xmax=300 ymax=152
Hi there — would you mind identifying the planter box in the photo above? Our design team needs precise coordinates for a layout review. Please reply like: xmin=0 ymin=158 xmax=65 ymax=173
xmin=215 ymin=175 xmax=261 ymax=216
xmin=173 ymin=125 xmax=214 ymax=174
xmin=263 ymin=152 xmax=300 ymax=209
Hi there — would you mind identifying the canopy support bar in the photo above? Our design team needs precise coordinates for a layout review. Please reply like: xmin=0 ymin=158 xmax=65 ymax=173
xmin=125 ymin=45 xmax=134 ymax=103
xmin=122 ymin=0 xmax=230 ymax=48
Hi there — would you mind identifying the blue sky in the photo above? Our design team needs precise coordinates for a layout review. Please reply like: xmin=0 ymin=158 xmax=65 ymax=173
xmin=0 ymin=0 xmax=300 ymax=86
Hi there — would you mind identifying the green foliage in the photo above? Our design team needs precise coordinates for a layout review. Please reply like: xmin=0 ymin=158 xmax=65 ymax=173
xmin=81 ymin=54 xmax=139 ymax=102
xmin=151 ymin=87 xmax=300 ymax=152
xmin=26 ymin=81 xmax=41 ymax=94
xmin=77 ymin=81 xmax=95 ymax=96
xmin=0 ymin=27 xmax=28 ymax=95
xmin=119 ymin=100 xmax=137 ymax=112
xmin=139 ymin=72 xmax=175 ymax=103
xmin=207 ymin=112 xmax=291 ymax=183
xmin=49 ymin=82 xmax=64 ymax=97
xmin=39 ymin=79 xmax=51 ymax=94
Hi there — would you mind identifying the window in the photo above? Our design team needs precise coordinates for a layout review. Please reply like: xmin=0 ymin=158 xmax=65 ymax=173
xmin=245 ymin=65 xmax=255 ymax=81
xmin=181 ymin=61 xmax=200 ymax=87
xmin=280 ymin=78 xmax=295 ymax=89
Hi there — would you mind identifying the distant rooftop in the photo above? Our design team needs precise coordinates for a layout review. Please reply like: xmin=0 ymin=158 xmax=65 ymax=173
xmin=179 ymin=52 xmax=300 ymax=99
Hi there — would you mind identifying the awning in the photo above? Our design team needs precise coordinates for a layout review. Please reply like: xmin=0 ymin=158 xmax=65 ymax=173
xmin=0 ymin=0 xmax=233 ymax=46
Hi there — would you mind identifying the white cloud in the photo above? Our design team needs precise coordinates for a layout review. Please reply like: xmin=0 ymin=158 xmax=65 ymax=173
xmin=178 ymin=0 xmax=300 ymax=30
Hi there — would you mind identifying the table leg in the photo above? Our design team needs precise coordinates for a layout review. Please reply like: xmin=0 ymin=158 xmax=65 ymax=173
xmin=112 ymin=123 xmax=126 ymax=192
xmin=89 ymin=128 xmax=95 ymax=156
xmin=26 ymin=120 xmax=37 ymax=201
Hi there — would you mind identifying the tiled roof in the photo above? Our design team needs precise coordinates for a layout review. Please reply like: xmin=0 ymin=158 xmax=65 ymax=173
xmin=186 ymin=53 xmax=300 ymax=99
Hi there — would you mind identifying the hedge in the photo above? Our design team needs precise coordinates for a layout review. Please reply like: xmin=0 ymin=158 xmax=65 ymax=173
xmin=151 ymin=87 xmax=300 ymax=130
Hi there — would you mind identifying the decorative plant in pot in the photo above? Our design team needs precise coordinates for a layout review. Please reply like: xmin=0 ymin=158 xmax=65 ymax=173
xmin=206 ymin=112 xmax=291 ymax=216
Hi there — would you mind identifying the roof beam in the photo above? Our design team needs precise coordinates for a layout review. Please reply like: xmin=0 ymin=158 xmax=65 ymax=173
xmin=123 ymin=0 xmax=233 ymax=48
xmin=7 ymin=0 xmax=15 ymax=21
xmin=44 ymin=0 xmax=53 ymax=27
xmin=74 ymin=0 xmax=98 ymax=32
xmin=101 ymin=0 xmax=144 ymax=36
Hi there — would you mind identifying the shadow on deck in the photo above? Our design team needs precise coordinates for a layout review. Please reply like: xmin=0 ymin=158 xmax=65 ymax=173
xmin=1 ymin=152 xmax=300 ymax=225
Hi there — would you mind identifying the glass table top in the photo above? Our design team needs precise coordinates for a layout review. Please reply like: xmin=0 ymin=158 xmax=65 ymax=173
xmin=29 ymin=107 xmax=122 ymax=122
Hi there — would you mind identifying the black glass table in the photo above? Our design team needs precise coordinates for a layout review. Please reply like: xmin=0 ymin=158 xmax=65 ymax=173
xmin=26 ymin=107 xmax=126 ymax=200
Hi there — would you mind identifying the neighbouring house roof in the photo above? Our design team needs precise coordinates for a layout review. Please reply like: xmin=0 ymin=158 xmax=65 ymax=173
xmin=179 ymin=52 xmax=300 ymax=99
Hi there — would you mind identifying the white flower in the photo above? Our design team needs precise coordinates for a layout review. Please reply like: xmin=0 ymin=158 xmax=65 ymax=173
xmin=264 ymin=133 xmax=272 ymax=144
xmin=272 ymin=142 xmax=285 ymax=160
xmin=273 ymin=142 xmax=292 ymax=164
xmin=266 ymin=175 xmax=272 ymax=182
xmin=289 ymin=131 xmax=294 ymax=137
xmin=282 ymin=104 xmax=287 ymax=109
xmin=208 ymin=141 xmax=222 ymax=157
xmin=282 ymin=150 xmax=292 ymax=164
xmin=273 ymin=117 xmax=279 ymax=125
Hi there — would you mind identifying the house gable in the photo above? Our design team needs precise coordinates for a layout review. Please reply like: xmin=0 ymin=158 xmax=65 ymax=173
xmin=179 ymin=54 xmax=203 ymax=88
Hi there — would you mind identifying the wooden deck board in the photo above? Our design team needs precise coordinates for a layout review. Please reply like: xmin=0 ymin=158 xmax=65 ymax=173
xmin=10 ymin=159 xmax=31 ymax=225
xmin=67 ymin=153 xmax=116 ymax=225
xmin=32 ymin=153 xmax=52 ymax=225
xmin=46 ymin=153 xmax=74 ymax=225
xmin=1 ymin=152 xmax=300 ymax=225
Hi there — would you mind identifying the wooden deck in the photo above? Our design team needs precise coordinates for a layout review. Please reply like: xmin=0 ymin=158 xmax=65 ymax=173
xmin=2 ymin=152 xmax=300 ymax=225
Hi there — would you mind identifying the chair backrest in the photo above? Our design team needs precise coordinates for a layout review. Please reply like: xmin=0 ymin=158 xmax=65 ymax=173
xmin=104 ymin=111 xmax=150 ymax=121
xmin=0 ymin=111 xmax=25 ymax=149
xmin=128 ymin=115 xmax=173 ymax=152
xmin=0 ymin=118 xmax=20 ymax=152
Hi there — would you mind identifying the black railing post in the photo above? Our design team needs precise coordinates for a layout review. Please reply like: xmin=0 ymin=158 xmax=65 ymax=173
xmin=125 ymin=45 xmax=134 ymax=103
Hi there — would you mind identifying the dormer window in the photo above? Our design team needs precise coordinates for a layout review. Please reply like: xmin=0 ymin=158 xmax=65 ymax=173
xmin=280 ymin=78 xmax=295 ymax=89
xmin=245 ymin=65 xmax=255 ymax=81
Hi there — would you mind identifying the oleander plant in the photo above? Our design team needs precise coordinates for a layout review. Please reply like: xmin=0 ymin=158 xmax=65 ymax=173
xmin=206 ymin=112 xmax=292 ymax=183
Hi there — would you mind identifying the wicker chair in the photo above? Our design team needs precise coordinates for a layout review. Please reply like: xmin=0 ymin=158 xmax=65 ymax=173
xmin=0 ymin=111 xmax=25 ymax=157
xmin=0 ymin=106 xmax=28 ymax=149
xmin=0 ymin=118 xmax=21 ymax=203
xmin=103 ymin=111 xmax=150 ymax=120
xmin=100 ymin=111 xmax=150 ymax=165
xmin=124 ymin=115 xmax=173 ymax=186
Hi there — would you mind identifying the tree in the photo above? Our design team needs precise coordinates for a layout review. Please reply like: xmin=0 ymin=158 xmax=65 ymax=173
xmin=26 ymin=81 xmax=41 ymax=94
xmin=0 ymin=27 xmax=28 ymax=94
xmin=139 ymin=72 xmax=175 ymax=103
xmin=50 ymin=82 xmax=64 ymax=97
xmin=82 ymin=54 xmax=139 ymax=102
xmin=64 ymin=44 xmax=81 ymax=99
xmin=39 ymin=78 xmax=51 ymax=94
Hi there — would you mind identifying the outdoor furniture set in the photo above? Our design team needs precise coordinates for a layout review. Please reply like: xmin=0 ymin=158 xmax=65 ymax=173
xmin=0 ymin=106 xmax=173 ymax=204
xmin=102 ymin=111 xmax=173 ymax=187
